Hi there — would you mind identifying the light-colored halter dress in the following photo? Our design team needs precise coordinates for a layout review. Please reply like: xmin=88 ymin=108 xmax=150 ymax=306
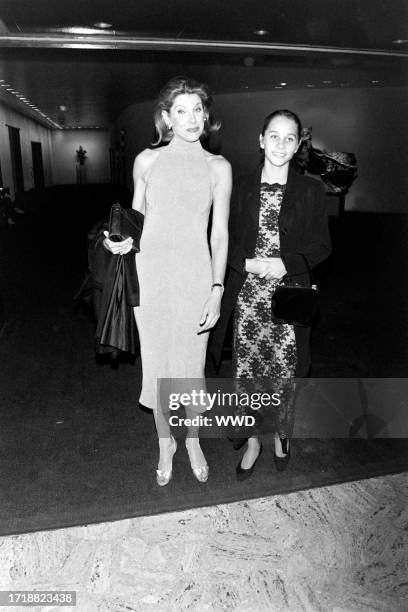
xmin=134 ymin=137 xmax=213 ymax=411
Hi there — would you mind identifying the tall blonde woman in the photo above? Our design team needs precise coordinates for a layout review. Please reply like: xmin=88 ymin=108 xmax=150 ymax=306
xmin=104 ymin=77 xmax=231 ymax=485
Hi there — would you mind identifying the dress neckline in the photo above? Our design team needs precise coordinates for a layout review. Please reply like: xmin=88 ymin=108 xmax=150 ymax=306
xmin=168 ymin=136 xmax=203 ymax=153
xmin=260 ymin=181 xmax=286 ymax=188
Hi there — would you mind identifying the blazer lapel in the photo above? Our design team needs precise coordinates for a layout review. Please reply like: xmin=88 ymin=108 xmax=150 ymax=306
xmin=247 ymin=165 xmax=262 ymax=224
xmin=279 ymin=165 xmax=300 ymax=222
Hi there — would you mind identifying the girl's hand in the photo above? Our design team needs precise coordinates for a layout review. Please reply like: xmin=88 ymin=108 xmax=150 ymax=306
xmin=257 ymin=257 xmax=287 ymax=281
xmin=245 ymin=258 xmax=268 ymax=275
xmin=198 ymin=289 xmax=223 ymax=333
xmin=103 ymin=231 xmax=134 ymax=255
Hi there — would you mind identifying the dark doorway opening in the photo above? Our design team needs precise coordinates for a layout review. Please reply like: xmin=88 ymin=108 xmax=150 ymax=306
xmin=7 ymin=125 xmax=24 ymax=196
xmin=31 ymin=141 xmax=45 ymax=190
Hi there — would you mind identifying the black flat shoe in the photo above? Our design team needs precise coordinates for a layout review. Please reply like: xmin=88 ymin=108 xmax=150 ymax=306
xmin=228 ymin=437 xmax=248 ymax=451
xmin=236 ymin=443 xmax=263 ymax=481
xmin=274 ymin=437 xmax=290 ymax=472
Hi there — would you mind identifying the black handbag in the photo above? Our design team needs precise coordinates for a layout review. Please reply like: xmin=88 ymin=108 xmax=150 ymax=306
xmin=271 ymin=255 xmax=318 ymax=327
xmin=108 ymin=202 xmax=144 ymax=252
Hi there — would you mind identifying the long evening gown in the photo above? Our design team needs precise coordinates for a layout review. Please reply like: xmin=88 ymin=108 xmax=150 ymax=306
xmin=134 ymin=137 xmax=212 ymax=411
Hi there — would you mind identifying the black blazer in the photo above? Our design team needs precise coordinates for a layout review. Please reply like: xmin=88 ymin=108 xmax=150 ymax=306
xmin=210 ymin=165 xmax=332 ymax=374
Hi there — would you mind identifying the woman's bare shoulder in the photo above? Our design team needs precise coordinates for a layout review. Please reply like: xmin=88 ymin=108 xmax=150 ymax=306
xmin=204 ymin=151 xmax=231 ymax=176
xmin=133 ymin=147 xmax=161 ymax=177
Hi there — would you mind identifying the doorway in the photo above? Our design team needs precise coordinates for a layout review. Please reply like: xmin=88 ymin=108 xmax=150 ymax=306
xmin=31 ymin=141 xmax=45 ymax=189
xmin=7 ymin=125 xmax=24 ymax=196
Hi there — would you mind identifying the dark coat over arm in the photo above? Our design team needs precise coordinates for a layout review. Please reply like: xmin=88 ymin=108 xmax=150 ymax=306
xmin=91 ymin=208 xmax=144 ymax=355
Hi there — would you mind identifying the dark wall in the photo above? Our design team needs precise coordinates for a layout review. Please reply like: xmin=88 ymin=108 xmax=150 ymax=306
xmin=112 ymin=86 xmax=408 ymax=213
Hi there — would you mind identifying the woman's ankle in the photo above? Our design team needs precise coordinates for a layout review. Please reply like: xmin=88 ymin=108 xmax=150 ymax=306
xmin=247 ymin=436 xmax=260 ymax=450
xmin=274 ymin=433 xmax=289 ymax=457
xmin=185 ymin=436 xmax=201 ymax=446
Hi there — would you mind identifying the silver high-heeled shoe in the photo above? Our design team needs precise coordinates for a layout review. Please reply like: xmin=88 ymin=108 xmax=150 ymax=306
xmin=156 ymin=436 xmax=177 ymax=486
xmin=185 ymin=438 xmax=209 ymax=483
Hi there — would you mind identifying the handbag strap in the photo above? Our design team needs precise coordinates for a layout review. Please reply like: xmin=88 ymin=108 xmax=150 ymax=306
xmin=282 ymin=253 xmax=311 ymax=280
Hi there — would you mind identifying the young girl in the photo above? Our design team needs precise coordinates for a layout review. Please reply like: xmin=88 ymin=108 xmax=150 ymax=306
xmin=212 ymin=109 xmax=331 ymax=478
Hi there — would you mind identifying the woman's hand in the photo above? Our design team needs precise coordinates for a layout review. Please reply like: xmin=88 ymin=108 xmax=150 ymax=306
xmin=257 ymin=257 xmax=287 ymax=281
xmin=103 ymin=231 xmax=134 ymax=255
xmin=198 ymin=289 xmax=223 ymax=333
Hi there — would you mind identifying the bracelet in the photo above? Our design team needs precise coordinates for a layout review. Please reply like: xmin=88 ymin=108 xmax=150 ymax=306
xmin=211 ymin=282 xmax=224 ymax=291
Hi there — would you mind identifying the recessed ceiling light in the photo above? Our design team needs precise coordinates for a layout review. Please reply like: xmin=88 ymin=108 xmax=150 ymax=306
xmin=243 ymin=56 xmax=255 ymax=67
xmin=392 ymin=39 xmax=408 ymax=44
xmin=254 ymin=29 xmax=269 ymax=36
xmin=59 ymin=105 xmax=67 ymax=112
xmin=306 ymin=84 xmax=314 ymax=88
xmin=323 ymin=80 xmax=332 ymax=84
xmin=372 ymin=80 xmax=380 ymax=84
xmin=93 ymin=22 xmax=112 ymax=29
xmin=280 ymin=82 xmax=287 ymax=86
xmin=62 ymin=26 xmax=102 ymax=35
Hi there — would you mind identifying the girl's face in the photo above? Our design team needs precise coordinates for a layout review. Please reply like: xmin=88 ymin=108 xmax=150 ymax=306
xmin=259 ymin=115 xmax=300 ymax=168
xmin=162 ymin=93 xmax=206 ymax=142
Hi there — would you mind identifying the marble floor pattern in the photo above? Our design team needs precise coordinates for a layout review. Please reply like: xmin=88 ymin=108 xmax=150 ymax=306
xmin=0 ymin=473 xmax=407 ymax=612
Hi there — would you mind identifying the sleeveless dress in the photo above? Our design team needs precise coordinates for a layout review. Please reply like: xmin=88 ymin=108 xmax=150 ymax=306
xmin=134 ymin=137 xmax=213 ymax=411
xmin=232 ymin=182 xmax=297 ymax=436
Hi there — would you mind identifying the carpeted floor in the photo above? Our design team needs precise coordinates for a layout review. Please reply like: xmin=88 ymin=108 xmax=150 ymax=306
xmin=0 ymin=185 xmax=407 ymax=536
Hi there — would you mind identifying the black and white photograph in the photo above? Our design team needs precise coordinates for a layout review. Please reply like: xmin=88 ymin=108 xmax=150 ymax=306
xmin=0 ymin=1 xmax=407 ymax=610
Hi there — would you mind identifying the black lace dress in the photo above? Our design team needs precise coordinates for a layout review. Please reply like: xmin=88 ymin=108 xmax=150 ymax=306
xmin=232 ymin=182 xmax=297 ymax=436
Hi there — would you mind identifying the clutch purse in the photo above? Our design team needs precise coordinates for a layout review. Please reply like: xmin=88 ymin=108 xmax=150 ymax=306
xmin=271 ymin=254 xmax=318 ymax=327
xmin=108 ymin=202 xmax=144 ymax=252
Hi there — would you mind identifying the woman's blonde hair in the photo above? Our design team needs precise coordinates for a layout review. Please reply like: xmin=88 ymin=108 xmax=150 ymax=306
xmin=153 ymin=76 xmax=220 ymax=145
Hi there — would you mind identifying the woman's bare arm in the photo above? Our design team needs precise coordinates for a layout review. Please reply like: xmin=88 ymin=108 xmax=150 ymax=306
xmin=198 ymin=155 xmax=232 ymax=332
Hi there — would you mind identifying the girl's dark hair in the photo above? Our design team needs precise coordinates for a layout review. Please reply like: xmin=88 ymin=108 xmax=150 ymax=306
xmin=261 ymin=109 xmax=302 ymax=140
xmin=153 ymin=76 xmax=220 ymax=145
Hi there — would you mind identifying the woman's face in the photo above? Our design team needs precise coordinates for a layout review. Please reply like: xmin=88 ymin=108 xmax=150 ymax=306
xmin=260 ymin=115 xmax=300 ymax=167
xmin=163 ymin=93 xmax=206 ymax=142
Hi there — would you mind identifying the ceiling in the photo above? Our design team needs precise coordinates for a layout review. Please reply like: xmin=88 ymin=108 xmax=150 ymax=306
xmin=0 ymin=0 xmax=407 ymax=129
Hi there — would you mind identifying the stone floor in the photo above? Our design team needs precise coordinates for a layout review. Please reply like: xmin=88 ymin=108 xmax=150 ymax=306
xmin=1 ymin=473 xmax=407 ymax=612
